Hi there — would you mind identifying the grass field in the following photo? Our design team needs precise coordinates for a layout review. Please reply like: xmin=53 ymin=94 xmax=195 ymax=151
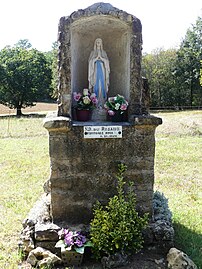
xmin=154 ymin=110 xmax=202 ymax=268
xmin=0 ymin=102 xmax=57 ymax=116
xmin=0 ymin=110 xmax=201 ymax=268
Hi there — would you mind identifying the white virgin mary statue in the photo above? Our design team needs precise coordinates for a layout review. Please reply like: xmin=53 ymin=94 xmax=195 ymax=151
xmin=88 ymin=38 xmax=110 ymax=109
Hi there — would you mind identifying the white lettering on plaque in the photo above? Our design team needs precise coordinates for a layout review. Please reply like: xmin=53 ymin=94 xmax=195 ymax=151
xmin=84 ymin=126 xmax=122 ymax=139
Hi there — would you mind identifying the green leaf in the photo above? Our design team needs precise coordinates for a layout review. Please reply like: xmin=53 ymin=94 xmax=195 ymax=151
xmin=55 ymin=239 xmax=65 ymax=248
xmin=74 ymin=246 xmax=85 ymax=254
xmin=84 ymin=241 xmax=93 ymax=247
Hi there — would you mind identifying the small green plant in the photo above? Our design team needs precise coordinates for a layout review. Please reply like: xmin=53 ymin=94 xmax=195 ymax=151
xmin=90 ymin=163 xmax=148 ymax=260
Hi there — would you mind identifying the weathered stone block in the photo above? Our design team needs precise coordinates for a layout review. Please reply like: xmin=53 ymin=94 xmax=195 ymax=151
xmin=35 ymin=241 xmax=60 ymax=255
xmin=35 ymin=223 xmax=60 ymax=241
xmin=44 ymin=117 xmax=161 ymax=225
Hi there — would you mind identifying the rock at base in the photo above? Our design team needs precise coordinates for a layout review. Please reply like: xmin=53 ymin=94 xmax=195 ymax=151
xmin=167 ymin=248 xmax=198 ymax=269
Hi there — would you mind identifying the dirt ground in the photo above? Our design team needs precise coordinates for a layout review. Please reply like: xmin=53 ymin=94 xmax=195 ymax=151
xmin=0 ymin=102 xmax=57 ymax=116
xmin=20 ymin=248 xmax=168 ymax=269
xmin=80 ymin=248 xmax=168 ymax=269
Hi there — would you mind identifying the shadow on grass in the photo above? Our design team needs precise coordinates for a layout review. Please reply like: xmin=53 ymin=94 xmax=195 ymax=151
xmin=173 ymin=221 xmax=202 ymax=269
xmin=0 ymin=113 xmax=47 ymax=119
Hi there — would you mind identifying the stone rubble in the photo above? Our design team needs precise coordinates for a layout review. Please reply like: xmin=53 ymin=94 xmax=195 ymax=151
xmin=167 ymin=248 xmax=198 ymax=269
xmin=27 ymin=247 xmax=62 ymax=268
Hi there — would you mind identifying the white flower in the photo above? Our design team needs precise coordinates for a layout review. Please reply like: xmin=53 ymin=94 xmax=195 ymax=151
xmin=115 ymin=103 xmax=120 ymax=110
xmin=83 ymin=89 xmax=89 ymax=96
xmin=83 ymin=96 xmax=91 ymax=104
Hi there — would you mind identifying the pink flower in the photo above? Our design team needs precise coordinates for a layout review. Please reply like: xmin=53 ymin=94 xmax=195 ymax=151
xmin=73 ymin=92 xmax=81 ymax=102
xmin=108 ymin=97 xmax=115 ymax=102
xmin=90 ymin=93 xmax=96 ymax=98
xmin=91 ymin=97 xmax=98 ymax=105
xmin=120 ymin=104 xmax=128 ymax=111
xmin=108 ymin=110 xmax=115 ymax=116
xmin=104 ymin=103 xmax=109 ymax=109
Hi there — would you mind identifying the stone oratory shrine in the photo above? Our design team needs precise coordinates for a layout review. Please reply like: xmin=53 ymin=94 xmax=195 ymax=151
xmin=44 ymin=1 xmax=163 ymax=224
xmin=20 ymin=2 xmax=175 ymax=267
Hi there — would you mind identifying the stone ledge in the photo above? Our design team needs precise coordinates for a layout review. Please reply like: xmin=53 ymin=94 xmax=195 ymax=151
xmin=43 ymin=116 xmax=71 ymax=132
xmin=131 ymin=115 xmax=162 ymax=126
xmin=72 ymin=120 xmax=130 ymax=126
xmin=43 ymin=115 xmax=162 ymax=131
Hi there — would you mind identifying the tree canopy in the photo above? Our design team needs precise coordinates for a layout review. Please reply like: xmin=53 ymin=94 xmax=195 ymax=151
xmin=44 ymin=41 xmax=58 ymax=99
xmin=0 ymin=16 xmax=201 ymax=113
xmin=174 ymin=16 xmax=202 ymax=107
xmin=142 ymin=16 xmax=202 ymax=108
xmin=0 ymin=40 xmax=52 ymax=115
xmin=142 ymin=48 xmax=177 ymax=107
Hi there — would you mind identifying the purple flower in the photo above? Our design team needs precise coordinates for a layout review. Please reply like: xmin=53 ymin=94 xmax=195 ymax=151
xmin=64 ymin=230 xmax=74 ymax=246
xmin=75 ymin=239 xmax=83 ymax=247
xmin=75 ymin=233 xmax=87 ymax=247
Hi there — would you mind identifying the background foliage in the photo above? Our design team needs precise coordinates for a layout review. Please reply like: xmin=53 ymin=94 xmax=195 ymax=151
xmin=0 ymin=40 xmax=52 ymax=115
xmin=142 ymin=16 xmax=202 ymax=108
xmin=0 ymin=17 xmax=201 ymax=111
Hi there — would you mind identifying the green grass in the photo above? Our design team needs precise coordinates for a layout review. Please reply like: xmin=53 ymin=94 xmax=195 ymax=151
xmin=153 ymin=110 xmax=202 ymax=268
xmin=0 ymin=111 xmax=201 ymax=268
xmin=0 ymin=116 xmax=50 ymax=269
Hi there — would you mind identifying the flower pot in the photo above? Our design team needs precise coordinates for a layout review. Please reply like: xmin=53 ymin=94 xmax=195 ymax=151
xmin=61 ymin=249 xmax=83 ymax=266
xmin=107 ymin=110 xmax=128 ymax=122
xmin=76 ymin=109 xmax=92 ymax=121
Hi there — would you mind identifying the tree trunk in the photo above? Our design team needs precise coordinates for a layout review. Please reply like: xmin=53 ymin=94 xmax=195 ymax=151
xmin=16 ymin=106 xmax=22 ymax=116
xmin=190 ymin=79 xmax=193 ymax=108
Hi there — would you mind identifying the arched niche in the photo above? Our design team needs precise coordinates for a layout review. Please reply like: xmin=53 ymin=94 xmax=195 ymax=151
xmin=57 ymin=3 xmax=143 ymax=117
xmin=70 ymin=15 xmax=131 ymax=100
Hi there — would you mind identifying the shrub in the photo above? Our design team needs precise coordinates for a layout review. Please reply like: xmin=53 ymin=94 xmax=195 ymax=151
xmin=90 ymin=164 xmax=148 ymax=260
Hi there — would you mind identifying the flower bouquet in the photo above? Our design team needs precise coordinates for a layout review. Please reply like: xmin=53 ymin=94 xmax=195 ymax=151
xmin=73 ymin=89 xmax=98 ymax=121
xmin=73 ymin=89 xmax=98 ymax=110
xmin=104 ymin=94 xmax=128 ymax=122
xmin=55 ymin=229 xmax=92 ymax=266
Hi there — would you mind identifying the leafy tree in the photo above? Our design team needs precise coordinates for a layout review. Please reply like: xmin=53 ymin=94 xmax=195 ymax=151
xmin=142 ymin=48 xmax=177 ymax=107
xmin=15 ymin=39 xmax=32 ymax=49
xmin=0 ymin=41 xmax=52 ymax=115
xmin=44 ymin=41 xmax=58 ymax=99
xmin=174 ymin=17 xmax=202 ymax=107
xmin=143 ymin=16 xmax=202 ymax=108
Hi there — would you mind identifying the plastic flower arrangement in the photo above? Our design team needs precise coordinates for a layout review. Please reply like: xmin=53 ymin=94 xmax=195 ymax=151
xmin=104 ymin=94 xmax=128 ymax=116
xmin=55 ymin=229 xmax=92 ymax=254
xmin=73 ymin=88 xmax=98 ymax=110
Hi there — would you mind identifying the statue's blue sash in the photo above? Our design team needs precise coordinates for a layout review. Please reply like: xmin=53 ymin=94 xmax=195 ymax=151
xmin=94 ymin=60 xmax=106 ymax=99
